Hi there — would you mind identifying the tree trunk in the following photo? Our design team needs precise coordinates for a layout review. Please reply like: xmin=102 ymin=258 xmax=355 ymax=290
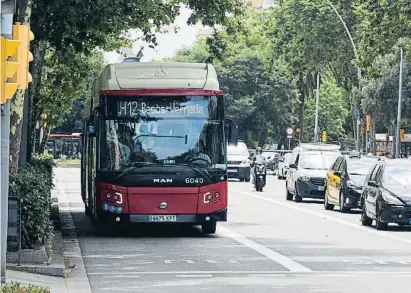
xmin=9 ymin=0 xmax=33 ymax=174
xmin=27 ymin=40 xmax=47 ymax=159
xmin=39 ymin=127 xmax=50 ymax=154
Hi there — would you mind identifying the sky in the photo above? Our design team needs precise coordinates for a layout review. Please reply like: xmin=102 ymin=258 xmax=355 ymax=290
xmin=104 ymin=6 xmax=201 ymax=64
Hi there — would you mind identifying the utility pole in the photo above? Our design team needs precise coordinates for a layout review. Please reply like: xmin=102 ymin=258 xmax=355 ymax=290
xmin=0 ymin=0 xmax=14 ymax=283
xmin=395 ymin=37 xmax=404 ymax=158
xmin=314 ymin=72 xmax=320 ymax=143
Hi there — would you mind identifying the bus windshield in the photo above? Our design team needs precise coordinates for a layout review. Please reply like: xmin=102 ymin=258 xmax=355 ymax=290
xmin=99 ymin=95 xmax=225 ymax=172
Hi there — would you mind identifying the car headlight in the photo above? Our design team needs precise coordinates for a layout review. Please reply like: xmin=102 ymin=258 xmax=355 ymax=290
xmin=299 ymin=176 xmax=310 ymax=182
xmin=381 ymin=192 xmax=404 ymax=205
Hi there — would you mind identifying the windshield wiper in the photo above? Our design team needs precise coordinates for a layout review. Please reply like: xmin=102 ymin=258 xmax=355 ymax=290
xmin=135 ymin=134 xmax=188 ymax=144
xmin=179 ymin=163 xmax=211 ymax=180
xmin=114 ymin=162 xmax=161 ymax=179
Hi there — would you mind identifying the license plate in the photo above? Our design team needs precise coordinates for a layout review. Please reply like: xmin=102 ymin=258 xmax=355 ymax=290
xmin=318 ymin=186 xmax=325 ymax=191
xmin=148 ymin=215 xmax=177 ymax=222
xmin=259 ymin=176 xmax=264 ymax=179
xmin=228 ymin=169 xmax=238 ymax=173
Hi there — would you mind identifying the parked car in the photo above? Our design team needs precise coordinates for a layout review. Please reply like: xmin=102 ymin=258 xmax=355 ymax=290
xmin=262 ymin=151 xmax=279 ymax=172
xmin=324 ymin=154 xmax=379 ymax=212
xmin=278 ymin=153 xmax=291 ymax=180
xmin=286 ymin=144 xmax=341 ymax=202
xmin=361 ymin=159 xmax=411 ymax=230
xmin=227 ymin=140 xmax=251 ymax=182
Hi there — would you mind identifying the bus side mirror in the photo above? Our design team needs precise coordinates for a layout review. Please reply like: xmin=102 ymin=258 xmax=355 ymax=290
xmin=88 ymin=125 xmax=96 ymax=137
xmin=225 ymin=118 xmax=238 ymax=146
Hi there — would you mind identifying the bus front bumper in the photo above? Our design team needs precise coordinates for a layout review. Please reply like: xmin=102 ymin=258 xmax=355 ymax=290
xmin=98 ymin=208 xmax=227 ymax=224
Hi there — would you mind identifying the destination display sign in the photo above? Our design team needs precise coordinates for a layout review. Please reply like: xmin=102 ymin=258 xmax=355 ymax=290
xmin=105 ymin=96 xmax=215 ymax=119
xmin=117 ymin=101 xmax=207 ymax=118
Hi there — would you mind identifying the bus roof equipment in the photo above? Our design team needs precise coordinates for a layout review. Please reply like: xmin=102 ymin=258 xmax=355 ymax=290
xmin=93 ymin=62 xmax=220 ymax=92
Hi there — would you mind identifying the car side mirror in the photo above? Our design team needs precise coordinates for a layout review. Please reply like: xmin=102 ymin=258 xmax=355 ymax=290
xmin=225 ymin=118 xmax=238 ymax=146
xmin=289 ymin=163 xmax=297 ymax=169
xmin=368 ymin=181 xmax=378 ymax=187
xmin=334 ymin=171 xmax=342 ymax=177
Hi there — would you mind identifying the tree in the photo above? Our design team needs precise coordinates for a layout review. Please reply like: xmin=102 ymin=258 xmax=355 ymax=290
xmin=32 ymin=48 xmax=104 ymax=153
xmin=361 ymin=51 xmax=411 ymax=133
xmin=303 ymin=78 xmax=350 ymax=143
xmin=268 ymin=0 xmax=358 ymax=140
xmin=173 ymin=9 xmax=297 ymax=146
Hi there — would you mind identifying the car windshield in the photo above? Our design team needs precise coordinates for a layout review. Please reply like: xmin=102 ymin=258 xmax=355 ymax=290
xmin=382 ymin=166 xmax=411 ymax=188
xmin=227 ymin=142 xmax=249 ymax=156
xmin=99 ymin=95 xmax=225 ymax=172
xmin=347 ymin=160 xmax=376 ymax=176
xmin=299 ymin=153 xmax=339 ymax=170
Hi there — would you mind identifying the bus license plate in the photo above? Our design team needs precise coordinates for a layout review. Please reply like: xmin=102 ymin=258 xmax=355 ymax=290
xmin=149 ymin=215 xmax=177 ymax=222
xmin=228 ymin=169 xmax=237 ymax=173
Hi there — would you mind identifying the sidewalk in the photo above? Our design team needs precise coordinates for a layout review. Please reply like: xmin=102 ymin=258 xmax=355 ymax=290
xmin=6 ymin=270 xmax=67 ymax=293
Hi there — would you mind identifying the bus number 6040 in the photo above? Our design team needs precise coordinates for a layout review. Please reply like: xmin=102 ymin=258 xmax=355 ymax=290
xmin=185 ymin=178 xmax=204 ymax=184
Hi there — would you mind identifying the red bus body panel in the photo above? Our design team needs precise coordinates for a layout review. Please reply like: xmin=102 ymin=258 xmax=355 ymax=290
xmin=127 ymin=187 xmax=199 ymax=214
xmin=95 ymin=181 xmax=227 ymax=217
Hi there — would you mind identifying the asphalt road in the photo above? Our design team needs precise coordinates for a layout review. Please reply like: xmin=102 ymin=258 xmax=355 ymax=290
xmin=57 ymin=168 xmax=411 ymax=293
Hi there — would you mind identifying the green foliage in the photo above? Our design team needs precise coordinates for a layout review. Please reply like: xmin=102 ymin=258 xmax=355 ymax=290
xmin=9 ymin=154 xmax=55 ymax=250
xmin=37 ymin=49 xmax=104 ymax=132
xmin=304 ymin=78 xmax=350 ymax=142
xmin=31 ymin=0 xmax=245 ymax=54
xmin=361 ymin=52 xmax=411 ymax=132
xmin=0 ymin=282 xmax=49 ymax=293
xmin=173 ymin=9 xmax=297 ymax=146
xmin=353 ymin=0 xmax=411 ymax=73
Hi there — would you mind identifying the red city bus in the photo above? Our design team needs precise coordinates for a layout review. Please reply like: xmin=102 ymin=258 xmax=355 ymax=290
xmin=81 ymin=62 xmax=238 ymax=234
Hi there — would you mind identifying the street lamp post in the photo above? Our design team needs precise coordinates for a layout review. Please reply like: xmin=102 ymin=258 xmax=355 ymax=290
xmin=395 ymin=38 xmax=405 ymax=158
xmin=325 ymin=0 xmax=362 ymax=152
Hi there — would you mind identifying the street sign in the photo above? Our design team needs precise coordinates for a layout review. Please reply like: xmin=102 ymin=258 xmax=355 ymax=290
xmin=286 ymin=128 xmax=293 ymax=135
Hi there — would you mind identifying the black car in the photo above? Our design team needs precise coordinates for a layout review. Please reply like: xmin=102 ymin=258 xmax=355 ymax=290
xmin=361 ymin=159 xmax=411 ymax=230
xmin=325 ymin=155 xmax=379 ymax=212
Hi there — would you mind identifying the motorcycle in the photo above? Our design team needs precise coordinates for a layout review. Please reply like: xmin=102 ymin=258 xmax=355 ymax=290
xmin=254 ymin=163 xmax=267 ymax=192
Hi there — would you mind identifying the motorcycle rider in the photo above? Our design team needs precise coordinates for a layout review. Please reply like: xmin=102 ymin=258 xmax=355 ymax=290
xmin=251 ymin=147 xmax=266 ymax=186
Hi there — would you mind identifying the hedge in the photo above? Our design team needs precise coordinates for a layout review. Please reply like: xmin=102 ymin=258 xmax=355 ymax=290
xmin=9 ymin=154 xmax=56 ymax=250
xmin=0 ymin=282 xmax=49 ymax=293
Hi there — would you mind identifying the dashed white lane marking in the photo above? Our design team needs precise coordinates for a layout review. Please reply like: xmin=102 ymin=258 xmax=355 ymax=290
xmin=230 ymin=188 xmax=411 ymax=245
xmin=217 ymin=226 xmax=312 ymax=273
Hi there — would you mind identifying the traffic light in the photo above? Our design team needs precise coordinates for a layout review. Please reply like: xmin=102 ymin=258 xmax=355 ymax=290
xmin=400 ymin=128 xmax=405 ymax=141
xmin=366 ymin=115 xmax=371 ymax=132
xmin=0 ymin=37 xmax=20 ymax=104
xmin=321 ymin=130 xmax=327 ymax=143
xmin=12 ymin=23 xmax=34 ymax=89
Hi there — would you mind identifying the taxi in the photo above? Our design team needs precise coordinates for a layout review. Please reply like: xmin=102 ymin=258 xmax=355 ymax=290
xmin=324 ymin=152 xmax=379 ymax=212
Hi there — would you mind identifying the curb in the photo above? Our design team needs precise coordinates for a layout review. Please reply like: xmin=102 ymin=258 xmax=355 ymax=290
xmin=57 ymin=179 xmax=93 ymax=293
xmin=6 ymin=187 xmax=66 ymax=278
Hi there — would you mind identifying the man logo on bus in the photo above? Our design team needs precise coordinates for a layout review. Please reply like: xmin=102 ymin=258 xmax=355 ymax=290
xmin=155 ymin=66 xmax=167 ymax=78
xmin=153 ymin=178 xmax=173 ymax=183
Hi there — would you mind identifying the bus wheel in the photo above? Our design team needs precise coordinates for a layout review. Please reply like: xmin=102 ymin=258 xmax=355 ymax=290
xmin=202 ymin=221 xmax=217 ymax=234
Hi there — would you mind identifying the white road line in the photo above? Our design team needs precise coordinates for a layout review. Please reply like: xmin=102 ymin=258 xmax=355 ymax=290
xmin=164 ymin=260 xmax=172 ymax=264
xmin=86 ymin=270 xmax=411 ymax=276
xmin=217 ymin=226 xmax=311 ymax=273
xmin=248 ymin=274 xmax=286 ymax=277
xmin=176 ymin=275 xmax=213 ymax=278
xmin=185 ymin=260 xmax=195 ymax=264
xmin=230 ymin=188 xmax=411 ymax=245
xmin=206 ymin=260 xmax=217 ymax=263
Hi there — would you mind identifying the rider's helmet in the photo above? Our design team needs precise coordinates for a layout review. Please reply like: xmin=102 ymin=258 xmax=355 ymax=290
xmin=256 ymin=147 xmax=263 ymax=155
